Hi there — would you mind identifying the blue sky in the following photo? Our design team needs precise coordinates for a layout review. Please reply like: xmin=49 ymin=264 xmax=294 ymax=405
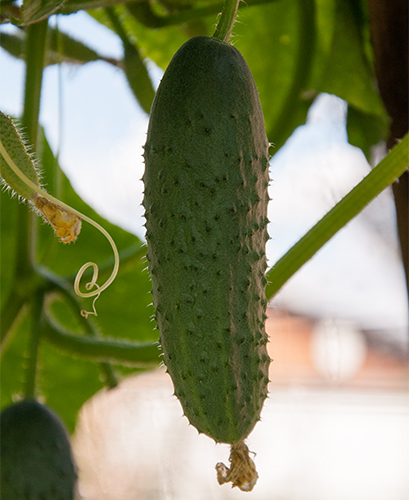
xmin=0 ymin=12 xmax=407 ymax=337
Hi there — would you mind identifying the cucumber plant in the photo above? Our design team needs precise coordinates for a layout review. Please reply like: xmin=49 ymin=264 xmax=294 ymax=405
xmin=0 ymin=0 xmax=407 ymax=496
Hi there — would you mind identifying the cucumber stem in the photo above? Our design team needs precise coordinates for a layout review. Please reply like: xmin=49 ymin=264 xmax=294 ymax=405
xmin=24 ymin=292 xmax=45 ymax=399
xmin=213 ymin=0 xmax=240 ymax=42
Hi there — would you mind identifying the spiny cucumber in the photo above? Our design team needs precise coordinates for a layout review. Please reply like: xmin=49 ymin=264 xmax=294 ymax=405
xmin=0 ymin=399 xmax=77 ymax=499
xmin=143 ymin=35 xmax=270 ymax=490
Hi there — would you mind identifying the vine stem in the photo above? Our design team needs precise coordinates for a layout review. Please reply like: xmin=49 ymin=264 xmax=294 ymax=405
xmin=213 ymin=0 xmax=240 ymax=42
xmin=13 ymin=19 xmax=49 ymax=284
xmin=0 ymin=138 xmax=119 ymax=316
xmin=266 ymin=134 xmax=409 ymax=299
xmin=24 ymin=291 xmax=45 ymax=399
xmin=43 ymin=315 xmax=160 ymax=366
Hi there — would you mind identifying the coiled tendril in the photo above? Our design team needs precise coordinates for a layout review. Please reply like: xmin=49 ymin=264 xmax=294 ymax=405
xmin=0 ymin=137 xmax=119 ymax=318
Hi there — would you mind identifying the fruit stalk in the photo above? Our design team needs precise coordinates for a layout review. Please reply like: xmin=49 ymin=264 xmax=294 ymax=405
xmin=213 ymin=0 xmax=240 ymax=42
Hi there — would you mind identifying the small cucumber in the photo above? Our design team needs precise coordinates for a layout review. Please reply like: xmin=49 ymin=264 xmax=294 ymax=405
xmin=143 ymin=36 xmax=270 ymax=489
xmin=0 ymin=399 xmax=77 ymax=499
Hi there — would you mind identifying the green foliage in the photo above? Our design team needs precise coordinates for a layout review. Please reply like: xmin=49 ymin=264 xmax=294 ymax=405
xmin=0 ymin=26 xmax=120 ymax=67
xmin=21 ymin=0 xmax=66 ymax=25
xmin=0 ymin=129 xmax=159 ymax=431
xmin=88 ymin=0 xmax=389 ymax=154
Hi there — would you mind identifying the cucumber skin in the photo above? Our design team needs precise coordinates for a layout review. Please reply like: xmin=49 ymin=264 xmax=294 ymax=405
xmin=143 ymin=36 xmax=270 ymax=444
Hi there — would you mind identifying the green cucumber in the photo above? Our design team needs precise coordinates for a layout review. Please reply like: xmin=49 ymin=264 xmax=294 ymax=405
xmin=0 ymin=399 xmax=77 ymax=499
xmin=143 ymin=35 xmax=270 ymax=490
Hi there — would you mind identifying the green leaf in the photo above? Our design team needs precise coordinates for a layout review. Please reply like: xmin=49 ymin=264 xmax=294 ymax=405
xmin=0 ymin=187 xmax=101 ymax=435
xmin=89 ymin=6 xmax=189 ymax=71
xmin=0 ymin=127 xmax=157 ymax=431
xmin=35 ymin=130 xmax=157 ymax=343
xmin=0 ymin=27 xmax=120 ymax=67
xmin=346 ymin=106 xmax=390 ymax=160
xmin=103 ymin=7 xmax=155 ymax=114
xmin=0 ymin=30 xmax=26 ymax=60
xmin=92 ymin=0 xmax=317 ymax=150
xmin=316 ymin=0 xmax=389 ymax=153
xmin=0 ymin=291 xmax=102 ymax=434
xmin=318 ymin=0 xmax=386 ymax=117
xmin=233 ymin=0 xmax=316 ymax=149
xmin=38 ymin=341 xmax=103 ymax=432
xmin=46 ymin=25 xmax=120 ymax=66
xmin=21 ymin=0 xmax=66 ymax=25
xmin=122 ymin=42 xmax=155 ymax=114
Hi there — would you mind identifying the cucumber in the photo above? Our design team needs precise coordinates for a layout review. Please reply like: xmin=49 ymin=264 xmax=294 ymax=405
xmin=0 ymin=399 xmax=77 ymax=499
xmin=143 ymin=36 xmax=270 ymax=490
xmin=0 ymin=110 xmax=41 ymax=201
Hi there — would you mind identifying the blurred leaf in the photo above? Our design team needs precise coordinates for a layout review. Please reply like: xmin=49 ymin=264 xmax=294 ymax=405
xmin=47 ymin=25 xmax=120 ymax=66
xmin=21 ymin=0 xmax=66 ymax=25
xmin=0 ymin=26 xmax=120 ymax=67
xmin=0 ymin=304 xmax=103 ymax=432
xmin=234 ymin=0 xmax=316 ymax=149
xmin=316 ymin=0 xmax=389 ymax=152
xmin=0 ymin=30 xmax=26 ymax=60
xmin=39 ymin=340 xmax=103 ymax=432
xmin=122 ymin=43 xmax=157 ymax=114
xmin=318 ymin=0 xmax=386 ymax=116
xmin=89 ymin=6 xmax=190 ymax=70
xmin=92 ymin=0 xmax=316 ymax=150
xmin=103 ymin=6 xmax=155 ymax=114
xmin=347 ymin=106 xmax=390 ymax=160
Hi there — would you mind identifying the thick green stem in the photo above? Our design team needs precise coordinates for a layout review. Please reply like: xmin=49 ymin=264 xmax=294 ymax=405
xmin=266 ymin=134 xmax=409 ymax=299
xmin=22 ymin=20 xmax=48 ymax=145
xmin=17 ymin=20 xmax=48 ymax=277
xmin=24 ymin=291 xmax=45 ymax=399
xmin=213 ymin=0 xmax=240 ymax=42
xmin=2 ymin=20 xmax=49 ymax=350
xmin=43 ymin=317 xmax=160 ymax=366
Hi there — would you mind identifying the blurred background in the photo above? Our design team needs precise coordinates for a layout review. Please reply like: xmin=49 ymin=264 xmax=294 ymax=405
xmin=1 ymin=7 xmax=408 ymax=500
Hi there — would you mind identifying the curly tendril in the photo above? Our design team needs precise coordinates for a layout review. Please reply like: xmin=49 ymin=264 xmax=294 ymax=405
xmin=0 ymin=137 xmax=119 ymax=318
xmin=73 ymin=224 xmax=119 ymax=318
